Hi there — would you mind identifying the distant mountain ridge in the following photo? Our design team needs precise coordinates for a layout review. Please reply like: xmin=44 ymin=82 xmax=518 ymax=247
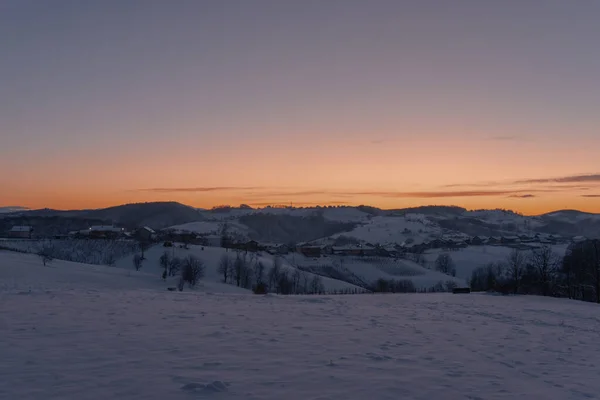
xmin=1 ymin=202 xmax=599 ymax=241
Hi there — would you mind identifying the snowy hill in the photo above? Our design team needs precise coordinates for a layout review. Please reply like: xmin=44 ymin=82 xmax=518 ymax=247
xmin=3 ymin=250 xmax=600 ymax=399
xmin=4 ymin=202 xmax=599 ymax=246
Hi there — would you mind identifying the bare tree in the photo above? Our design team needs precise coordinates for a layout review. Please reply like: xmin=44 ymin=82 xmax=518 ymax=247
xmin=530 ymin=246 xmax=558 ymax=296
xmin=506 ymin=249 xmax=527 ymax=294
xmin=435 ymin=253 xmax=456 ymax=276
xmin=180 ymin=255 xmax=205 ymax=288
xmin=291 ymin=269 xmax=301 ymax=294
xmin=133 ymin=254 xmax=143 ymax=271
xmin=268 ymin=257 xmax=283 ymax=292
xmin=233 ymin=252 xmax=245 ymax=287
xmin=159 ymin=251 xmax=170 ymax=277
xmin=253 ymin=261 xmax=266 ymax=286
xmin=138 ymin=240 xmax=151 ymax=260
xmin=220 ymin=222 xmax=230 ymax=252
xmin=218 ymin=254 xmax=231 ymax=283
xmin=38 ymin=244 xmax=54 ymax=266
xmin=278 ymin=270 xmax=292 ymax=294
xmin=309 ymin=275 xmax=324 ymax=294
xmin=104 ymin=252 xmax=117 ymax=267
xmin=169 ymin=256 xmax=182 ymax=276
xmin=300 ymin=270 xmax=310 ymax=294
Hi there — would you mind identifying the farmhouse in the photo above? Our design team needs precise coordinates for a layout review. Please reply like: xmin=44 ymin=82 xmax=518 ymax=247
xmin=8 ymin=226 xmax=33 ymax=239
xmin=134 ymin=226 xmax=156 ymax=241
xmin=89 ymin=225 xmax=124 ymax=239
xmin=297 ymin=243 xmax=324 ymax=258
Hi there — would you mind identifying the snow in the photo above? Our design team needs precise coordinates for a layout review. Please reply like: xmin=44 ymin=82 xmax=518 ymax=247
xmin=9 ymin=226 xmax=32 ymax=232
xmin=167 ymin=220 xmax=250 ymax=239
xmin=330 ymin=214 xmax=443 ymax=245
xmin=2 ymin=250 xmax=600 ymax=399
xmin=286 ymin=253 xmax=466 ymax=289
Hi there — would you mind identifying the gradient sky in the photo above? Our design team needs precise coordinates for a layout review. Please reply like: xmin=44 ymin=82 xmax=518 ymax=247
xmin=1 ymin=0 xmax=599 ymax=214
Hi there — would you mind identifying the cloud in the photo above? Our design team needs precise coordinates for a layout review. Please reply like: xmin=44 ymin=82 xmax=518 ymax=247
xmin=515 ymin=174 xmax=600 ymax=185
xmin=508 ymin=194 xmax=536 ymax=199
xmin=581 ymin=194 xmax=600 ymax=198
xmin=348 ymin=189 xmax=551 ymax=198
xmin=136 ymin=187 xmax=260 ymax=193
xmin=245 ymin=190 xmax=328 ymax=198
xmin=248 ymin=201 xmax=348 ymax=207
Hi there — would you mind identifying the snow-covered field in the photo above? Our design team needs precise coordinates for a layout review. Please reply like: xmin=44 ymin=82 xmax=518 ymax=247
xmin=3 ymin=250 xmax=600 ymax=399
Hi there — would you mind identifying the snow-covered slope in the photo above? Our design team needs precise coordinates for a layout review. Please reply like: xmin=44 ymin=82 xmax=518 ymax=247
xmin=0 ymin=250 xmax=241 ymax=294
xmin=2 ymin=253 xmax=600 ymax=399
xmin=286 ymin=253 xmax=465 ymax=289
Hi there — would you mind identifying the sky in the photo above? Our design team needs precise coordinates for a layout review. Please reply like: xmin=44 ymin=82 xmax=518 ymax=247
xmin=1 ymin=0 xmax=599 ymax=215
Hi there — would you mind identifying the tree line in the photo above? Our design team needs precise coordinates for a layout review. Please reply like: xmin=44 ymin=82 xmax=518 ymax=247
xmin=470 ymin=240 xmax=600 ymax=303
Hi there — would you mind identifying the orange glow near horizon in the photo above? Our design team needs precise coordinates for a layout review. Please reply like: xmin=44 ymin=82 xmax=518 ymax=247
xmin=2 ymin=2 xmax=600 ymax=215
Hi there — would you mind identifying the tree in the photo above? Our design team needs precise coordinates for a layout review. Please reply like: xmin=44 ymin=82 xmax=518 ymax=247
xmin=218 ymin=254 xmax=231 ymax=283
xmin=506 ymin=249 xmax=527 ymax=294
xmin=38 ymin=244 xmax=54 ymax=266
xmin=278 ymin=270 xmax=292 ymax=294
xmin=530 ymin=246 xmax=558 ymax=296
xmin=309 ymin=275 xmax=324 ymax=294
xmin=253 ymin=261 xmax=266 ymax=287
xmin=291 ymin=269 xmax=301 ymax=294
xmin=435 ymin=253 xmax=456 ymax=276
xmin=159 ymin=251 xmax=171 ymax=276
xmin=138 ymin=240 xmax=151 ymax=260
xmin=560 ymin=240 xmax=600 ymax=303
xmin=180 ymin=255 xmax=205 ymax=288
xmin=220 ymin=222 xmax=230 ymax=251
xmin=169 ymin=256 xmax=182 ymax=276
xmin=104 ymin=252 xmax=117 ymax=267
xmin=133 ymin=254 xmax=143 ymax=271
xmin=233 ymin=252 xmax=245 ymax=287
xmin=268 ymin=257 xmax=283 ymax=292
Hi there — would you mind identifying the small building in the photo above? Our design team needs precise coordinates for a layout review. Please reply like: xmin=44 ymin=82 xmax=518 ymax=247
xmin=8 ymin=226 xmax=33 ymax=239
xmin=470 ymin=236 xmax=487 ymax=246
xmin=89 ymin=225 xmax=124 ymax=239
xmin=135 ymin=226 xmax=156 ymax=242
xmin=262 ymin=243 xmax=289 ymax=255
xmin=297 ymin=244 xmax=323 ymax=258
xmin=501 ymin=236 xmax=520 ymax=245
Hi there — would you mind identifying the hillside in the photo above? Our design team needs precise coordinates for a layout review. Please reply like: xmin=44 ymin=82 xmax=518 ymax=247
xmin=2 ymin=250 xmax=600 ymax=399
xmin=3 ymin=203 xmax=599 ymax=245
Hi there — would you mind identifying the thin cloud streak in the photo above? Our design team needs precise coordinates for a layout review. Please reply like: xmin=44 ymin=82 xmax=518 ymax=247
xmin=515 ymin=174 xmax=600 ymax=184
xmin=136 ymin=187 xmax=262 ymax=193
xmin=508 ymin=194 xmax=536 ymax=198
xmin=350 ymin=190 xmax=553 ymax=198
xmin=581 ymin=194 xmax=600 ymax=198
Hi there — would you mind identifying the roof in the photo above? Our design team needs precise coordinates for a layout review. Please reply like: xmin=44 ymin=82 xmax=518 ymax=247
xmin=10 ymin=226 xmax=32 ymax=232
xmin=141 ymin=226 xmax=156 ymax=233
xmin=90 ymin=225 xmax=123 ymax=232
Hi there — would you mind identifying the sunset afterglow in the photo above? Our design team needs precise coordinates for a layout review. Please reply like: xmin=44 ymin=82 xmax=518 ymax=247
xmin=1 ymin=1 xmax=599 ymax=214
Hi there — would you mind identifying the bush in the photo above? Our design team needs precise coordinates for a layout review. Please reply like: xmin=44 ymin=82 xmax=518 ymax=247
xmin=253 ymin=282 xmax=268 ymax=294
